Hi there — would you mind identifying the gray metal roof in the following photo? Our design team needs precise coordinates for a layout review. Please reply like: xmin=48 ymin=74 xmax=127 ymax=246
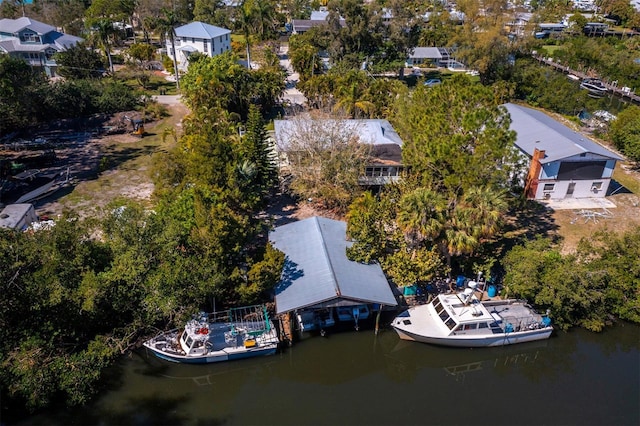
xmin=274 ymin=119 xmax=403 ymax=151
xmin=409 ymin=47 xmax=442 ymax=59
xmin=174 ymin=21 xmax=230 ymax=39
xmin=270 ymin=217 xmax=398 ymax=314
xmin=0 ymin=17 xmax=55 ymax=35
xmin=0 ymin=203 xmax=33 ymax=229
xmin=503 ymin=103 xmax=622 ymax=163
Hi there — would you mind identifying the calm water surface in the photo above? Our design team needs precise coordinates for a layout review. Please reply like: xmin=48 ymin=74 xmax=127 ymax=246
xmin=17 ymin=321 xmax=640 ymax=426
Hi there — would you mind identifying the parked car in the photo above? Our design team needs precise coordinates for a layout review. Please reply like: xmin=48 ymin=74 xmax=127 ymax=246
xmin=424 ymin=78 xmax=442 ymax=87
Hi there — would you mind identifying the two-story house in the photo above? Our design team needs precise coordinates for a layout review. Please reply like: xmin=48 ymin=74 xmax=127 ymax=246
xmin=0 ymin=17 xmax=83 ymax=77
xmin=166 ymin=21 xmax=231 ymax=73
xmin=504 ymin=103 xmax=623 ymax=200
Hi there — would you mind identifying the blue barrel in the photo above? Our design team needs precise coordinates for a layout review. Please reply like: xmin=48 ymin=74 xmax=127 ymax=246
xmin=487 ymin=285 xmax=497 ymax=298
xmin=456 ymin=275 xmax=466 ymax=289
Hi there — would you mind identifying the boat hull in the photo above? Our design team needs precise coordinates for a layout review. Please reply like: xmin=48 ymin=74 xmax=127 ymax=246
xmin=391 ymin=291 xmax=553 ymax=348
xmin=143 ymin=306 xmax=280 ymax=364
xmin=392 ymin=325 xmax=552 ymax=348
xmin=144 ymin=343 xmax=277 ymax=364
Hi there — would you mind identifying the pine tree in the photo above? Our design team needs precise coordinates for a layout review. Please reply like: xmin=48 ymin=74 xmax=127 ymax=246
xmin=242 ymin=104 xmax=278 ymax=197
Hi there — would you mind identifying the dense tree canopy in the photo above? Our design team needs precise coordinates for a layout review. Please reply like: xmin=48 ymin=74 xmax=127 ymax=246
xmin=393 ymin=74 xmax=520 ymax=193
xmin=180 ymin=51 xmax=285 ymax=118
xmin=502 ymin=229 xmax=640 ymax=332
xmin=609 ymin=105 xmax=640 ymax=163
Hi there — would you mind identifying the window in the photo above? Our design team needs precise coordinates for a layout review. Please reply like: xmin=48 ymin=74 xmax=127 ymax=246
xmin=20 ymin=32 xmax=40 ymax=43
xmin=558 ymin=161 xmax=606 ymax=180
xmin=192 ymin=38 xmax=195 ymax=43
xmin=439 ymin=310 xmax=449 ymax=322
xmin=203 ymin=40 xmax=208 ymax=53
xmin=444 ymin=317 xmax=456 ymax=330
xmin=182 ymin=37 xmax=186 ymax=42
xmin=226 ymin=34 xmax=229 ymax=41
xmin=591 ymin=182 xmax=603 ymax=191
xmin=543 ymin=183 xmax=555 ymax=191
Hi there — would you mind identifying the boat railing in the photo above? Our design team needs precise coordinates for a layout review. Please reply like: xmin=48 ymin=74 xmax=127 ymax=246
xmin=500 ymin=315 xmax=548 ymax=333
xmin=207 ymin=305 xmax=271 ymax=333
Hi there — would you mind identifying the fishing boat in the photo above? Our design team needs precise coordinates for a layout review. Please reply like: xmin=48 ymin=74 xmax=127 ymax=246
xmin=336 ymin=304 xmax=370 ymax=331
xmin=391 ymin=281 xmax=552 ymax=348
xmin=143 ymin=305 xmax=280 ymax=364
xmin=296 ymin=308 xmax=336 ymax=335
xmin=579 ymin=78 xmax=608 ymax=98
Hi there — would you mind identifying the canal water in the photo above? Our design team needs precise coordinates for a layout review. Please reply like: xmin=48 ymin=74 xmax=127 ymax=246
xmin=13 ymin=321 xmax=640 ymax=426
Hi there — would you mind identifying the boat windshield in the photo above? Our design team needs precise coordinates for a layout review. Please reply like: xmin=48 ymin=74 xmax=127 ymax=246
xmin=444 ymin=317 xmax=456 ymax=330
xmin=185 ymin=335 xmax=194 ymax=348
xmin=432 ymin=299 xmax=448 ymax=321
xmin=432 ymin=298 xmax=457 ymax=330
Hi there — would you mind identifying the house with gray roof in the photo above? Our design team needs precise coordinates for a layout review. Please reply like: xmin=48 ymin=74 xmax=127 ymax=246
xmin=273 ymin=118 xmax=405 ymax=185
xmin=291 ymin=9 xmax=346 ymax=34
xmin=269 ymin=216 xmax=398 ymax=317
xmin=0 ymin=16 xmax=83 ymax=77
xmin=405 ymin=46 xmax=457 ymax=68
xmin=504 ymin=103 xmax=623 ymax=200
xmin=166 ymin=21 xmax=231 ymax=72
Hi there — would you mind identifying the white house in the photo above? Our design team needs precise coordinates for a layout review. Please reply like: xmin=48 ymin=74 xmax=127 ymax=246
xmin=0 ymin=17 xmax=83 ymax=77
xmin=504 ymin=103 xmax=623 ymax=200
xmin=166 ymin=21 xmax=231 ymax=72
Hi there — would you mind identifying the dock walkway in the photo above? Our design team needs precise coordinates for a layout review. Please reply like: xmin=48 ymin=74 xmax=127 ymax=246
xmin=533 ymin=55 xmax=640 ymax=105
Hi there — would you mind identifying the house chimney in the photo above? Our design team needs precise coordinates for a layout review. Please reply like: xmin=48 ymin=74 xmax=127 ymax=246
xmin=524 ymin=148 xmax=545 ymax=199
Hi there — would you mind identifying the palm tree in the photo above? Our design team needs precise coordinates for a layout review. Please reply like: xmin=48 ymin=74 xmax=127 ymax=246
xmin=397 ymin=187 xmax=446 ymax=249
xmin=239 ymin=0 xmax=254 ymax=69
xmin=333 ymin=71 xmax=376 ymax=118
xmin=156 ymin=8 xmax=181 ymax=90
xmin=397 ymin=185 xmax=507 ymax=269
xmin=90 ymin=18 xmax=117 ymax=74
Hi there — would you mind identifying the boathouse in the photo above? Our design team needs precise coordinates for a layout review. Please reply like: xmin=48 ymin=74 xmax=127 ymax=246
xmin=504 ymin=103 xmax=623 ymax=200
xmin=269 ymin=216 xmax=398 ymax=317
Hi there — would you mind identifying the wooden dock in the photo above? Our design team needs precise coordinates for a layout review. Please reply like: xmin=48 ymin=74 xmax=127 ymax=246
xmin=277 ymin=312 xmax=294 ymax=346
xmin=533 ymin=55 xmax=640 ymax=105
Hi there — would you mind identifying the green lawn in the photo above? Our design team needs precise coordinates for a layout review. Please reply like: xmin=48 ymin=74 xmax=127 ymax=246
xmin=541 ymin=45 xmax=565 ymax=56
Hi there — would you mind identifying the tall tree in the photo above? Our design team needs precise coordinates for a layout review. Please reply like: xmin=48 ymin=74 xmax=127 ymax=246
xmin=0 ymin=55 xmax=47 ymax=135
xmin=156 ymin=8 xmax=182 ymax=89
xmin=240 ymin=104 xmax=278 ymax=201
xmin=393 ymin=74 xmax=519 ymax=194
xmin=55 ymin=43 xmax=106 ymax=79
xmin=278 ymin=115 xmax=371 ymax=213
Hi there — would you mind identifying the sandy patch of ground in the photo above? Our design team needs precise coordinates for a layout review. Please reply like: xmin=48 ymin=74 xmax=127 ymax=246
xmin=29 ymin=103 xmax=188 ymax=219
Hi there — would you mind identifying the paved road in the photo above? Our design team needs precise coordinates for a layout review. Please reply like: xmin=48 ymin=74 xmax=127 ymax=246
xmin=153 ymin=95 xmax=183 ymax=106
xmin=279 ymin=44 xmax=307 ymax=106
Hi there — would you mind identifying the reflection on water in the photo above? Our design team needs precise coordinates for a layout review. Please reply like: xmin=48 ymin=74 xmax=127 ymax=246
xmin=12 ymin=323 xmax=640 ymax=426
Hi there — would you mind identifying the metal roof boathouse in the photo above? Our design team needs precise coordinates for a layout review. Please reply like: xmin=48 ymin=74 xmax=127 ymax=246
xmin=269 ymin=217 xmax=398 ymax=315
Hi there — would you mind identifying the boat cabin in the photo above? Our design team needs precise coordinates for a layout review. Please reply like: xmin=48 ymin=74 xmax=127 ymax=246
xmin=179 ymin=320 xmax=211 ymax=356
xmin=429 ymin=290 xmax=549 ymax=336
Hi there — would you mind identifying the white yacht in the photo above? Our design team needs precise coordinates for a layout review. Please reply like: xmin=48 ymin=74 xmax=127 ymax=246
xmin=391 ymin=282 xmax=552 ymax=348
